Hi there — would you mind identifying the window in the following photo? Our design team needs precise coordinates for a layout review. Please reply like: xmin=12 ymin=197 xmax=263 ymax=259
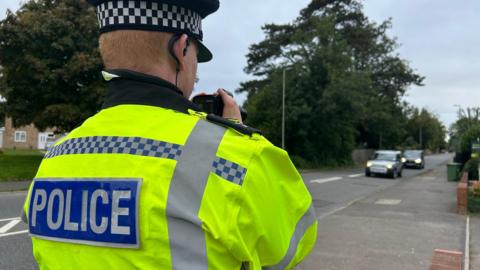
xmin=14 ymin=131 xmax=27 ymax=142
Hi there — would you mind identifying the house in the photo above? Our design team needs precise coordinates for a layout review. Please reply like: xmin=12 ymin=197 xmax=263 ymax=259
xmin=0 ymin=127 xmax=4 ymax=148
xmin=1 ymin=117 xmax=58 ymax=150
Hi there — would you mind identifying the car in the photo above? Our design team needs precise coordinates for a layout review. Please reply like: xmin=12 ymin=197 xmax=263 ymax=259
xmin=365 ymin=150 xmax=403 ymax=179
xmin=402 ymin=150 xmax=425 ymax=169
xmin=44 ymin=139 xmax=56 ymax=151
xmin=44 ymin=134 xmax=67 ymax=152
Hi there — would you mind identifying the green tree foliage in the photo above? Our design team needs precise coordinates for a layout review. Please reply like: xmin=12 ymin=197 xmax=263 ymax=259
xmin=449 ymin=107 xmax=480 ymax=153
xmin=0 ymin=68 xmax=7 ymax=126
xmin=404 ymin=108 xmax=446 ymax=151
xmin=239 ymin=0 xmax=424 ymax=166
xmin=0 ymin=101 xmax=5 ymax=127
xmin=0 ymin=0 xmax=104 ymax=132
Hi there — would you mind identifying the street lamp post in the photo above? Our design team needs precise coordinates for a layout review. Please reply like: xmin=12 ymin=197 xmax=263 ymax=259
xmin=282 ymin=68 xmax=286 ymax=150
xmin=419 ymin=126 xmax=423 ymax=149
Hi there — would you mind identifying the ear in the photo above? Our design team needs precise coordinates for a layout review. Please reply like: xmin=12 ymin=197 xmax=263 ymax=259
xmin=173 ymin=34 xmax=189 ymax=71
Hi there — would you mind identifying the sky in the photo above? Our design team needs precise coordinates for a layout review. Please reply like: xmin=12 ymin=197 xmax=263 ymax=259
xmin=1 ymin=0 xmax=479 ymax=128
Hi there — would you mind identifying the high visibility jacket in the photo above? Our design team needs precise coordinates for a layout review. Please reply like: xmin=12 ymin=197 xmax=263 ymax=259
xmin=23 ymin=69 xmax=317 ymax=270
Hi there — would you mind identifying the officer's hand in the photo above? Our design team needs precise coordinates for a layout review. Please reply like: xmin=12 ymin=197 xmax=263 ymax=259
xmin=217 ymin=89 xmax=242 ymax=123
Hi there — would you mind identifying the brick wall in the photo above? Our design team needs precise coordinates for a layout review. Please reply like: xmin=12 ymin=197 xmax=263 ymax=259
xmin=2 ymin=117 xmax=57 ymax=149
xmin=457 ymin=172 xmax=468 ymax=215
xmin=429 ymin=249 xmax=462 ymax=270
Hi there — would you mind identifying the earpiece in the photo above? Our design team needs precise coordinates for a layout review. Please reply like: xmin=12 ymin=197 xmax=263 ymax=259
xmin=168 ymin=33 xmax=190 ymax=71
xmin=183 ymin=38 xmax=190 ymax=56
xmin=168 ymin=34 xmax=182 ymax=72
xmin=167 ymin=33 xmax=190 ymax=87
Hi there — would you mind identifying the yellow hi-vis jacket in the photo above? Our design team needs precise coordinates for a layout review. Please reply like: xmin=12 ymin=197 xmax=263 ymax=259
xmin=23 ymin=70 xmax=317 ymax=270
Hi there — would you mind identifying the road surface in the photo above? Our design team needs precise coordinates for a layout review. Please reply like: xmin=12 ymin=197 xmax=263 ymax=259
xmin=0 ymin=153 xmax=453 ymax=269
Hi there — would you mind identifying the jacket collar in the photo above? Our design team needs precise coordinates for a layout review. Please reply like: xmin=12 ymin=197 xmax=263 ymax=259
xmin=101 ymin=69 xmax=202 ymax=114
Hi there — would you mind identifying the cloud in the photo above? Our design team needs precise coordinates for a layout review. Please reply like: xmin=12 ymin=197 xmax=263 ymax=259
xmin=2 ymin=0 xmax=478 ymax=129
xmin=195 ymin=1 xmax=311 ymax=102
xmin=0 ymin=1 xmax=20 ymax=19
xmin=363 ymin=0 xmax=480 ymax=128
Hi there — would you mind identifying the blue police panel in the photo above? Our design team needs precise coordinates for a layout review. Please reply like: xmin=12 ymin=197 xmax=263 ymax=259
xmin=28 ymin=178 xmax=141 ymax=248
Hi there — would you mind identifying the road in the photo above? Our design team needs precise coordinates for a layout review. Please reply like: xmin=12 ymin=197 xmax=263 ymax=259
xmin=0 ymin=191 xmax=34 ymax=270
xmin=303 ymin=153 xmax=453 ymax=220
xmin=0 ymin=153 xmax=452 ymax=269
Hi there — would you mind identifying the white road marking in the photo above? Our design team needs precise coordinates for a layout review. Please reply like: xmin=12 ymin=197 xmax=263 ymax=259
xmin=0 ymin=217 xmax=20 ymax=222
xmin=0 ymin=230 xmax=28 ymax=238
xmin=375 ymin=199 xmax=402 ymax=205
xmin=464 ymin=215 xmax=470 ymax=270
xmin=310 ymin=177 xmax=343 ymax=184
xmin=0 ymin=219 xmax=21 ymax=234
xmin=348 ymin=173 xmax=364 ymax=178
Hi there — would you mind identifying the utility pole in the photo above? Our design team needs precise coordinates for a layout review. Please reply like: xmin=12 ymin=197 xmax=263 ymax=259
xmin=419 ymin=126 xmax=423 ymax=149
xmin=282 ymin=68 xmax=286 ymax=150
xmin=379 ymin=132 xmax=383 ymax=149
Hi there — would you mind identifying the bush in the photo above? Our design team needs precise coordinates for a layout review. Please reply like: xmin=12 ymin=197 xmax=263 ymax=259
xmin=472 ymin=181 xmax=480 ymax=194
xmin=462 ymin=157 xmax=479 ymax=180
xmin=291 ymin=155 xmax=313 ymax=169
xmin=468 ymin=194 xmax=480 ymax=213
xmin=468 ymin=182 xmax=480 ymax=213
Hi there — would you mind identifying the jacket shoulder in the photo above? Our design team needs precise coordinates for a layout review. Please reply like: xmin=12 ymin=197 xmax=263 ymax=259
xmin=205 ymin=114 xmax=262 ymax=137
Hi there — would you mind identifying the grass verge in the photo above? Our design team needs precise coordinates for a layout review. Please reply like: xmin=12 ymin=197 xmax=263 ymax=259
xmin=0 ymin=149 xmax=43 ymax=181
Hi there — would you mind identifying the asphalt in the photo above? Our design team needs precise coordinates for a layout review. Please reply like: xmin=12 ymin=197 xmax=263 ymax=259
xmin=2 ymin=156 xmax=479 ymax=270
xmin=297 ymin=161 xmax=470 ymax=270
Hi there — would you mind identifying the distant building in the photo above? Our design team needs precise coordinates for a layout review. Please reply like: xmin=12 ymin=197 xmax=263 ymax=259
xmin=1 ymin=117 xmax=58 ymax=150
xmin=0 ymin=127 xmax=4 ymax=148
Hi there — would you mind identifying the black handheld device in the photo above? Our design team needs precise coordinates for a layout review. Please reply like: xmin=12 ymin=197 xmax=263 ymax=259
xmin=192 ymin=94 xmax=225 ymax=116
xmin=192 ymin=91 xmax=247 ymax=122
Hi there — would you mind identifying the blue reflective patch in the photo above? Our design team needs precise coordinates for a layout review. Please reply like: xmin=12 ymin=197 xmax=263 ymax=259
xmin=211 ymin=157 xmax=247 ymax=186
xmin=28 ymin=178 xmax=141 ymax=249
xmin=45 ymin=136 xmax=183 ymax=160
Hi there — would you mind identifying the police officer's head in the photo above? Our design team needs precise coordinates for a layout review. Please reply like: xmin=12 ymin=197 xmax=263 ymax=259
xmin=88 ymin=0 xmax=219 ymax=97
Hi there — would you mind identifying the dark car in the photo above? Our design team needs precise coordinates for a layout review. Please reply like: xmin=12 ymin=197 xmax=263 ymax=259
xmin=365 ymin=150 xmax=404 ymax=179
xmin=402 ymin=150 xmax=425 ymax=169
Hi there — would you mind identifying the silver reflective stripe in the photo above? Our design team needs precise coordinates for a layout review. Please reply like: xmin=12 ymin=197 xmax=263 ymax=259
xmin=264 ymin=205 xmax=317 ymax=270
xmin=166 ymin=120 xmax=227 ymax=270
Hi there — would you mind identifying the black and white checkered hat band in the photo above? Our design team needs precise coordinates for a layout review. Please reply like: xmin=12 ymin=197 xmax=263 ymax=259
xmin=96 ymin=1 xmax=203 ymax=40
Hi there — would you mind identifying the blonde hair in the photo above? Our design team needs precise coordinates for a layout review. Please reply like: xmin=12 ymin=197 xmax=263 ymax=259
xmin=99 ymin=30 xmax=173 ymax=70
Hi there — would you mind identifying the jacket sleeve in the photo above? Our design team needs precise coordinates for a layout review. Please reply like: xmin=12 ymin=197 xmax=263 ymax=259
xmin=226 ymin=139 xmax=317 ymax=269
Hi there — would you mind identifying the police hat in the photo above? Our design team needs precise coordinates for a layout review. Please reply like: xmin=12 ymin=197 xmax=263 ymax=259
xmin=88 ymin=0 xmax=219 ymax=62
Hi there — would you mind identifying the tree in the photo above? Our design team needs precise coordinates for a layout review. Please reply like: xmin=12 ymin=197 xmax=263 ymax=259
xmin=0 ymin=67 xmax=6 ymax=126
xmin=239 ymin=0 xmax=424 ymax=166
xmin=450 ymin=107 xmax=480 ymax=153
xmin=405 ymin=108 xmax=446 ymax=151
xmin=0 ymin=101 xmax=5 ymax=127
xmin=0 ymin=0 xmax=104 ymax=132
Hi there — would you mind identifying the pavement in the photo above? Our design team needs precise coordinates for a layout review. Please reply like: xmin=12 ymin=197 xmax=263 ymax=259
xmin=297 ymin=159 xmax=471 ymax=270
xmin=471 ymin=215 xmax=480 ymax=269
xmin=0 ymin=180 xmax=31 ymax=192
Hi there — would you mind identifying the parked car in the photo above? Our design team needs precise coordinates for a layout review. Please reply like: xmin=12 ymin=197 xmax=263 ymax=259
xmin=366 ymin=150 xmax=403 ymax=179
xmin=44 ymin=139 xmax=56 ymax=151
xmin=45 ymin=134 xmax=67 ymax=152
xmin=402 ymin=150 xmax=425 ymax=169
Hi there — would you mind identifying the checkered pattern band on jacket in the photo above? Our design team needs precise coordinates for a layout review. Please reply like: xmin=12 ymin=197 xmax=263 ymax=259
xmin=45 ymin=136 xmax=183 ymax=160
xmin=212 ymin=157 xmax=247 ymax=186
xmin=96 ymin=1 xmax=203 ymax=39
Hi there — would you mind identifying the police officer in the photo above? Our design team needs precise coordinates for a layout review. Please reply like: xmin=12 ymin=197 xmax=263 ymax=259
xmin=23 ymin=1 xmax=317 ymax=269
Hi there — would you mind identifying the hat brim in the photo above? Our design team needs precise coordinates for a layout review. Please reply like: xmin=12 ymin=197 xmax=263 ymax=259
xmin=197 ymin=40 xmax=213 ymax=63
